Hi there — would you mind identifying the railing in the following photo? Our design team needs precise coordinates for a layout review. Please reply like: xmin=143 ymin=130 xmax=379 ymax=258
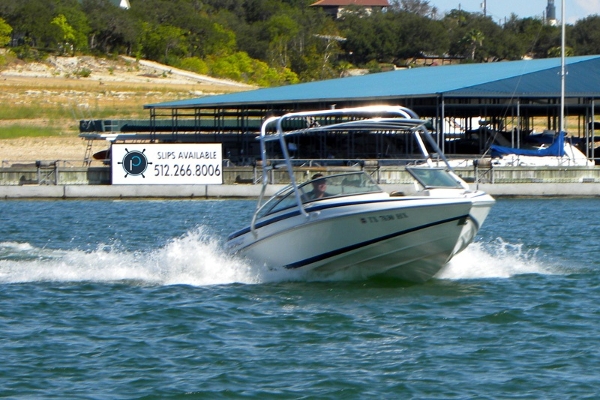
xmin=1 ymin=158 xmax=598 ymax=186
xmin=0 ymin=160 xmax=106 ymax=186
xmin=2 ymin=160 xmax=80 ymax=168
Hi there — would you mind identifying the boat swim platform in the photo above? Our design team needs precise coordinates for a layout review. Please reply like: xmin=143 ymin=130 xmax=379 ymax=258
xmin=1 ymin=164 xmax=600 ymax=198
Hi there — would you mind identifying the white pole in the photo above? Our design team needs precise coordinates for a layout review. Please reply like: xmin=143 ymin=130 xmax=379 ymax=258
xmin=560 ymin=0 xmax=566 ymax=132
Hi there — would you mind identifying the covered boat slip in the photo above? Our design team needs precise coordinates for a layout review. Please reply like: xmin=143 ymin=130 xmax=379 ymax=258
xmin=80 ymin=55 xmax=600 ymax=166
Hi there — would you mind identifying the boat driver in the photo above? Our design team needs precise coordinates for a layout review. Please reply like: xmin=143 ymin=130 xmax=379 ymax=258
xmin=303 ymin=173 xmax=331 ymax=201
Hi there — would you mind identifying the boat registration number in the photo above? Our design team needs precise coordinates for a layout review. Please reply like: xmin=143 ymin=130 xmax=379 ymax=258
xmin=360 ymin=212 xmax=408 ymax=224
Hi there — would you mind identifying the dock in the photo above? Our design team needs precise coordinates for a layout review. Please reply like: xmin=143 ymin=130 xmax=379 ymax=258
xmin=1 ymin=163 xmax=599 ymax=198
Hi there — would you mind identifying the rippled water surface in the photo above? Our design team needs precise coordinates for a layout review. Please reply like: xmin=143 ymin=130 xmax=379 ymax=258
xmin=1 ymin=198 xmax=599 ymax=398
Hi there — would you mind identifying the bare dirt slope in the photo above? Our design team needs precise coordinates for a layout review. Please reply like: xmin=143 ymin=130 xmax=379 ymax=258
xmin=1 ymin=55 xmax=252 ymax=87
xmin=0 ymin=136 xmax=87 ymax=166
xmin=0 ymin=56 xmax=252 ymax=164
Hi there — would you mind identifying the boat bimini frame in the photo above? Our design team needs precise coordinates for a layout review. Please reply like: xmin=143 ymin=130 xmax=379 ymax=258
xmin=251 ymin=105 xmax=457 ymax=234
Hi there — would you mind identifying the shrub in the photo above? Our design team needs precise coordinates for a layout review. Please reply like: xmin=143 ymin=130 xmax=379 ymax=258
xmin=179 ymin=57 xmax=209 ymax=75
xmin=74 ymin=67 xmax=92 ymax=78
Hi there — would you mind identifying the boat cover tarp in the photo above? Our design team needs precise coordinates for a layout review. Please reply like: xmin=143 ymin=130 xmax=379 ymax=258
xmin=491 ymin=131 xmax=565 ymax=157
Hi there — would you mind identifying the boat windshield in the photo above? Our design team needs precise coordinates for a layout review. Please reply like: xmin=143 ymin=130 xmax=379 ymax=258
xmin=406 ymin=167 xmax=464 ymax=189
xmin=256 ymin=172 xmax=382 ymax=219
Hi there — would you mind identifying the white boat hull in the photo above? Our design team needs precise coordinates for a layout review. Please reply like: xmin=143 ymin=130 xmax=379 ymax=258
xmin=228 ymin=193 xmax=494 ymax=282
xmin=227 ymin=106 xmax=495 ymax=283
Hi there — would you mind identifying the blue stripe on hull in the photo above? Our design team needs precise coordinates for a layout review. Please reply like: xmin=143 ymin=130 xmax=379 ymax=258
xmin=228 ymin=197 xmax=434 ymax=241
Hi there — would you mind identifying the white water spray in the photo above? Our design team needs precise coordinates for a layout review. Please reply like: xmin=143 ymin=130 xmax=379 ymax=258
xmin=436 ymin=238 xmax=558 ymax=280
xmin=0 ymin=233 xmax=562 ymax=286
xmin=0 ymin=228 xmax=269 ymax=286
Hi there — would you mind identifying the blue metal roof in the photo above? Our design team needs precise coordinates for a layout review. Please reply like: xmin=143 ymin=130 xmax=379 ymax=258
xmin=146 ymin=55 xmax=600 ymax=109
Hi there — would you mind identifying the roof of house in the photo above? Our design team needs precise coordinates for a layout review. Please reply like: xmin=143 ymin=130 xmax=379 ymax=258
xmin=145 ymin=55 xmax=600 ymax=109
xmin=310 ymin=0 xmax=390 ymax=6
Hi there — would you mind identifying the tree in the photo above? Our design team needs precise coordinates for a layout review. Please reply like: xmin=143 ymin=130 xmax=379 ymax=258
xmin=141 ymin=23 xmax=188 ymax=63
xmin=266 ymin=13 xmax=300 ymax=68
xmin=4 ymin=0 xmax=600 ymax=84
xmin=572 ymin=16 xmax=600 ymax=55
xmin=51 ymin=14 xmax=76 ymax=54
xmin=390 ymin=0 xmax=438 ymax=18
xmin=464 ymin=29 xmax=484 ymax=60
xmin=392 ymin=11 xmax=449 ymax=61
xmin=443 ymin=11 xmax=504 ymax=61
xmin=55 ymin=0 xmax=91 ymax=53
xmin=547 ymin=45 xmax=573 ymax=57
xmin=501 ymin=16 xmax=550 ymax=59
xmin=8 ymin=0 xmax=56 ymax=49
xmin=207 ymin=50 xmax=298 ymax=86
xmin=82 ymin=0 xmax=137 ymax=54
xmin=200 ymin=23 xmax=237 ymax=57
xmin=340 ymin=11 xmax=392 ymax=64
xmin=469 ymin=17 xmax=503 ymax=61
xmin=179 ymin=56 xmax=209 ymax=74
xmin=0 ymin=17 xmax=12 ymax=47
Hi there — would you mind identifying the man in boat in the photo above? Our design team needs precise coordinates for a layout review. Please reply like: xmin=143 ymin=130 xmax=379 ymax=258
xmin=303 ymin=173 xmax=331 ymax=201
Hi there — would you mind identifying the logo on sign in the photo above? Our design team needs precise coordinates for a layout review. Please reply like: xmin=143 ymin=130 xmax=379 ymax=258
xmin=119 ymin=148 xmax=152 ymax=178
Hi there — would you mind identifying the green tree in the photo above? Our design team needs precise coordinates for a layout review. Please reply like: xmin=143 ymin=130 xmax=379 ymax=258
xmin=3 ymin=0 xmax=600 ymax=84
xmin=547 ymin=45 xmax=573 ymax=57
xmin=202 ymin=23 xmax=236 ymax=57
xmin=266 ymin=13 xmax=300 ymax=68
xmin=502 ymin=16 xmax=540 ymax=57
xmin=443 ymin=11 xmax=504 ymax=61
xmin=464 ymin=28 xmax=484 ymax=60
xmin=82 ymin=0 xmax=137 ymax=54
xmin=207 ymin=50 xmax=298 ymax=86
xmin=285 ymin=6 xmax=335 ymax=81
xmin=341 ymin=8 xmax=448 ymax=66
xmin=0 ymin=17 xmax=12 ymax=47
xmin=141 ymin=23 xmax=188 ymax=63
xmin=340 ymin=11 xmax=391 ymax=64
xmin=534 ymin=25 xmax=563 ymax=59
xmin=179 ymin=56 xmax=209 ymax=74
xmin=390 ymin=0 xmax=438 ymax=18
xmin=392 ymin=11 xmax=448 ymax=61
xmin=572 ymin=16 xmax=600 ymax=55
xmin=8 ymin=0 xmax=56 ymax=49
xmin=55 ymin=0 xmax=91 ymax=53
xmin=51 ymin=14 xmax=75 ymax=54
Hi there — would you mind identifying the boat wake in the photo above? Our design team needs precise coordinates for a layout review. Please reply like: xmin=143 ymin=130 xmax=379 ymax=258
xmin=0 ymin=233 xmax=562 ymax=286
xmin=0 ymin=228 xmax=271 ymax=286
xmin=436 ymin=238 xmax=560 ymax=280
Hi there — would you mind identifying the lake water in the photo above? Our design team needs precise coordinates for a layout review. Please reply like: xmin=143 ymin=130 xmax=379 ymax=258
xmin=1 ymin=198 xmax=599 ymax=398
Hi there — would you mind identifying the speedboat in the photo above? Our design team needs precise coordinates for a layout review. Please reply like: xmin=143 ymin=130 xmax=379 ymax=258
xmin=226 ymin=106 xmax=495 ymax=282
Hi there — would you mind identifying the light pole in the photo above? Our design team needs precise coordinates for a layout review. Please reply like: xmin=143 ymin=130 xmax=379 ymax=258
xmin=560 ymin=0 xmax=565 ymax=132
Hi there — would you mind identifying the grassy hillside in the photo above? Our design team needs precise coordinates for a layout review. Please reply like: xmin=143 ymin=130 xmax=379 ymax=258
xmin=0 ymin=56 xmax=251 ymax=140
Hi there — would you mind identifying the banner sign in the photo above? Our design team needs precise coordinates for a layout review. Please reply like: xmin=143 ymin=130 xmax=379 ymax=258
xmin=111 ymin=143 xmax=223 ymax=185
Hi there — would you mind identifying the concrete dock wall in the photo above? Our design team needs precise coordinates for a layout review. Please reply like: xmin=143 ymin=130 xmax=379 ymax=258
xmin=1 ymin=165 xmax=599 ymax=198
xmin=1 ymin=182 xmax=599 ymax=199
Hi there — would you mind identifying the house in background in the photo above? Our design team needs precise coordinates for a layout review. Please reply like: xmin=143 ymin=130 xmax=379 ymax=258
xmin=310 ymin=0 xmax=390 ymax=19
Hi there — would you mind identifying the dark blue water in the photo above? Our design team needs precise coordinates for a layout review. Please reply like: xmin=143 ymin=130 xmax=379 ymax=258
xmin=1 ymin=198 xmax=599 ymax=398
